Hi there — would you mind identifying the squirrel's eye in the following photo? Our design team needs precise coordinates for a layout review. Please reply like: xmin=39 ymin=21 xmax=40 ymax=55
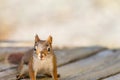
xmin=47 ymin=47 xmax=50 ymax=52
xmin=34 ymin=46 xmax=37 ymax=51
xmin=34 ymin=48 xmax=36 ymax=51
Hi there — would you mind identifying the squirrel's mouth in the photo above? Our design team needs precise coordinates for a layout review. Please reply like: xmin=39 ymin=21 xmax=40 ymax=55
xmin=39 ymin=53 xmax=45 ymax=60
xmin=40 ymin=55 xmax=44 ymax=60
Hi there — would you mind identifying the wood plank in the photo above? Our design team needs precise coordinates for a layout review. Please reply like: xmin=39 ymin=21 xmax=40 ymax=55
xmin=56 ymin=46 xmax=106 ymax=66
xmin=0 ymin=69 xmax=16 ymax=78
xmin=0 ymin=64 xmax=17 ymax=72
xmin=0 ymin=64 xmax=17 ymax=79
xmin=58 ymin=50 xmax=120 ymax=80
xmin=2 ymin=74 xmax=53 ymax=80
xmin=102 ymin=73 xmax=120 ymax=80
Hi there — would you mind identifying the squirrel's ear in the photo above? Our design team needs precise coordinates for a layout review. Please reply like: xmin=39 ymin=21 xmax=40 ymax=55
xmin=47 ymin=35 xmax=52 ymax=44
xmin=35 ymin=34 xmax=40 ymax=43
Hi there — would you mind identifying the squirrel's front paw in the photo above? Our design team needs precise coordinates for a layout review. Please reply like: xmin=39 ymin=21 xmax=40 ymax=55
xmin=16 ymin=74 xmax=25 ymax=80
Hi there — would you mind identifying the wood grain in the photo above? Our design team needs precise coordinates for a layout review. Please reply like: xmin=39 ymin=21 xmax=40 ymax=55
xmin=59 ymin=50 xmax=120 ymax=80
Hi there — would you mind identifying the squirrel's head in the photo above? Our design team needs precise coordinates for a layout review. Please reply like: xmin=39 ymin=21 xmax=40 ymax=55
xmin=34 ymin=34 xmax=53 ymax=60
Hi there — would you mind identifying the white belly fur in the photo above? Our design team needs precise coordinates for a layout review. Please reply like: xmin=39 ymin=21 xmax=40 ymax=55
xmin=33 ymin=54 xmax=53 ymax=74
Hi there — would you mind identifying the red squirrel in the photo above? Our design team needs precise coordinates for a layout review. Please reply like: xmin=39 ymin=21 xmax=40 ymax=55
xmin=16 ymin=35 xmax=58 ymax=80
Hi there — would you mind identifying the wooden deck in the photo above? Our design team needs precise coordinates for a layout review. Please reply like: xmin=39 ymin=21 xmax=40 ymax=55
xmin=0 ymin=44 xmax=120 ymax=80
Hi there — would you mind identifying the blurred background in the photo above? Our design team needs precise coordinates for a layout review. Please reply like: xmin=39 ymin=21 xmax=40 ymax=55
xmin=0 ymin=0 xmax=120 ymax=48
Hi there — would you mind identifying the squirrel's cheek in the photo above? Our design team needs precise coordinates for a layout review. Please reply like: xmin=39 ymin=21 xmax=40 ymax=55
xmin=37 ymin=53 xmax=41 ymax=59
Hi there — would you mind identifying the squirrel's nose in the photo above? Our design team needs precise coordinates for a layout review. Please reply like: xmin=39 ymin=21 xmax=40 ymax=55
xmin=40 ymin=50 xmax=47 ymax=56
xmin=40 ymin=51 xmax=43 ymax=53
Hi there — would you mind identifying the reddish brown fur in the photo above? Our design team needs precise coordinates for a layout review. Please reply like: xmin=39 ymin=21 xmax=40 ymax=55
xmin=16 ymin=35 xmax=58 ymax=80
xmin=7 ymin=53 xmax=24 ymax=64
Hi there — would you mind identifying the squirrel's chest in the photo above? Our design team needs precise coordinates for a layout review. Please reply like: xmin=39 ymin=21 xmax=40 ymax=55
xmin=33 ymin=56 xmax=53 ymax=73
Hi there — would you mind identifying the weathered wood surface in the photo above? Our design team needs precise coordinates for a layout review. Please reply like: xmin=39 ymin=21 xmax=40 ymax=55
xmin=56 ymin=46 xmax=106 ymax=66
xmin=0 ymin=45 xmax=120 ymax=80
xmin=60 ymin=50 xmax=120 ymax=80
xmin=103 ymin=73 xmax=120 ymax=80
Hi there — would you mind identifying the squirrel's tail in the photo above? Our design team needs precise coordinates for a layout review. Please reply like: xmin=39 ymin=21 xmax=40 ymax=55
xmin=6 ymin=53 xmax=24 ymax=64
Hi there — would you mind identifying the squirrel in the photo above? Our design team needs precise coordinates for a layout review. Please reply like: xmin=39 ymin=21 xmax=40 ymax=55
xmin=16 ymin=34 xmax=58 ymax=80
